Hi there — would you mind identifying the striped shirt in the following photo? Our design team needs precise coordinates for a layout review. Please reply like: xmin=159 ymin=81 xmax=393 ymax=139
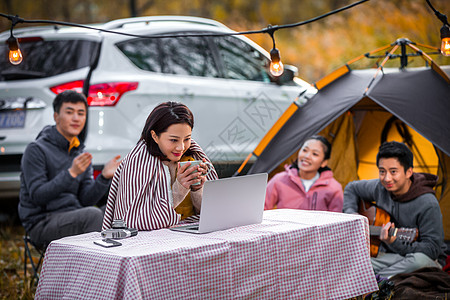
xmin=102 ymin=139 xmax=218 ymax=231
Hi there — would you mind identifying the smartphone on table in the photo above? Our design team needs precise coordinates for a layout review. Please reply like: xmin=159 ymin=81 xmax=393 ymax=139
xmin=93 ymin=238 xmax=122 ymax=248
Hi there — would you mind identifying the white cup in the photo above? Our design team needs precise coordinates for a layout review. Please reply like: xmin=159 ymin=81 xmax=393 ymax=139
xmin=179 ymin=160 xmax=213 ymax=185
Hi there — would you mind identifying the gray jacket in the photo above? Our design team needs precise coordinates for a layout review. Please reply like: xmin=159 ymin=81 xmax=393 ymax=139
xmin=343 ymin=175 xmax=447 ymax=266
xmin=18 ymin=125 xmax=110 ymax=232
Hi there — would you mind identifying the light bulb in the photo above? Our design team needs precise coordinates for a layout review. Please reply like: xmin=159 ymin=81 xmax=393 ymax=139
xmin=270 ymin=61 xmax=284 ymax=77
xmin=9 ymin=48 xmax=23 ymax=65
xmin=441 ymin=25 xmax=450 ymax=57
xmin=7 ymin=35 xmax=23 ymax=65
xmin=441 ymin=37 xmax=450 ymax=57
xmin=270 ymin=48 xmax=284 ymax=77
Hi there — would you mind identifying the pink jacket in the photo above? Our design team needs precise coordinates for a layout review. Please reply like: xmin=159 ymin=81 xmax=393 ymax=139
xmin=265 ymin=166 xmax=343 ymax=212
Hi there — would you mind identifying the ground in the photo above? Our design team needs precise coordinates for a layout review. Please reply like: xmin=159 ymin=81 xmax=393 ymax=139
xmin=0 ymin=199 xmax=37 ymax=300
xmin=0 ymin=222 xmax=37 ymax=299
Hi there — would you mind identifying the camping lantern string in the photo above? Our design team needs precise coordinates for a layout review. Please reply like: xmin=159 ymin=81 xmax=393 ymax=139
xmin=1 ymin=0 xmax=447 ymax=68
xmin=426 ymin=0 xmax=450 ymax=56
xmin=0 ymin=0 xmax=370 ymax=70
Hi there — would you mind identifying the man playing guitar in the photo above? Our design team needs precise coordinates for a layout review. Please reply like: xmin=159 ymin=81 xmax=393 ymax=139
xmin=343 ymin=141 xmax=446 ymax=278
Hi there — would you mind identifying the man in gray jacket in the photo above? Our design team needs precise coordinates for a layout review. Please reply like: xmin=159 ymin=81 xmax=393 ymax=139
xmin=343 ymin=141 xmax=446 ymax=278
xmin=19 ymin=90 xmax=120 ymax=249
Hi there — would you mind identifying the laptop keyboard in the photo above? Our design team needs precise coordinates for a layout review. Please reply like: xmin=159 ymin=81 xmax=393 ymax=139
xmin=184 ymin=225 xmax=199 ymax=230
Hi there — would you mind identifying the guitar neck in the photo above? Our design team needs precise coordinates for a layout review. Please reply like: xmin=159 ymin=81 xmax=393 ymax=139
xmin=360 ymin=200 xmax=418 ymax=242
xmin=369 ymin=225 xmax=397 ymax=237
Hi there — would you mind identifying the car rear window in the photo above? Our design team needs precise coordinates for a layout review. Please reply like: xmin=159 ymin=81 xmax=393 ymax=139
xmin=0 ymin=39 xmax=100 ymax=81
xmin=117 ymin=35 xmax=220 ymax=78
xmin=116 ymin=38 xmax=163 ymax=73
xmin=213 ymin=36 xmax=271 ymax=82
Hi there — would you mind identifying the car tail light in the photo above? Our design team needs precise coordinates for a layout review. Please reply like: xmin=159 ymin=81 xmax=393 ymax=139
xmin=50 ymin=80 xmax=84 ymax=94
xmin=87 ymin=82 xmax=138 ymax=106
xmin=18 ymin=37 xmax=44 ymax=43
xmin=50 ymin=81 xmax=138 ymax=106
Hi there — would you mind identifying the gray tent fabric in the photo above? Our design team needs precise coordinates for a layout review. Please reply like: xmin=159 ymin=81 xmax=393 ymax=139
xmin=368 ymin=69 xmax=450 ymax=155
xmin=248 ymin=67 xmax=450 ymax=175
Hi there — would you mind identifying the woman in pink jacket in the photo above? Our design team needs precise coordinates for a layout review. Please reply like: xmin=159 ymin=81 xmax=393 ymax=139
xmin=265 ymin=135 xmax=343 ymax=212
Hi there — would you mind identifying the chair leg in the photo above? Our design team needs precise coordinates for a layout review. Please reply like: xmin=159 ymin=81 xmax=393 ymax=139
xmin=31 ymin=250 xmax=44 ymax=283
xmin=23 ymin=235 xmax=44 ymax=285
xmin=23 ymin=236 xmax=28 ymax=278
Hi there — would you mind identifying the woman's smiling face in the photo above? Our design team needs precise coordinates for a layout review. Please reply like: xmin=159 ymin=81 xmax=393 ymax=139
xmin=151 ymin=123 xmax=192 ymax=162
xmin=297 ymin=139 xmax=328 ymax=175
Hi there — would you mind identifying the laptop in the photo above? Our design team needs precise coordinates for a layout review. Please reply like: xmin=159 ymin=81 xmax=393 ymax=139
xmin=170 ymin=173 xmax=268 ymax=234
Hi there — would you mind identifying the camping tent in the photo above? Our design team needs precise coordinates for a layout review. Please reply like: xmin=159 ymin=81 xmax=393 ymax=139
xmin=236 ymin=39 xmax=450 ymax=239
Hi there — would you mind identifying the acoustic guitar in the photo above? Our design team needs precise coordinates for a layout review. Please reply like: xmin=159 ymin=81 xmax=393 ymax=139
xmin=358 ymin=199 xmax=418 ymax=257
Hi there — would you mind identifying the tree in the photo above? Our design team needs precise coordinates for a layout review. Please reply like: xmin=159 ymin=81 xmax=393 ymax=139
xmin=0 ymin=0 xmax=448 ymax=82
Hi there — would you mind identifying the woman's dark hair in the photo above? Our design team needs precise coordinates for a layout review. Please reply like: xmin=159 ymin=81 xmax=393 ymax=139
xmin=290 ymin=135 xmax=332 ymax=173
xmin=140 ymin=102 xmax=194 ymax=158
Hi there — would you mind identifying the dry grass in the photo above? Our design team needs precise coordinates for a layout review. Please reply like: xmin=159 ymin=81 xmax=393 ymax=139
xmin=0 ymin=223 xmax=38 ymax=300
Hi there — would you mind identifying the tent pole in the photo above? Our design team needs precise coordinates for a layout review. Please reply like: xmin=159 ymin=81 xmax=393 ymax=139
xmin=400 ymin=41 xmax=408 ymax=68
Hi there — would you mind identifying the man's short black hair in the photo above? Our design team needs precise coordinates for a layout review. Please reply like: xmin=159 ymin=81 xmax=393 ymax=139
xmin=376 ymin=141 xmax=414 ymax=171
xmin=53 ymin=90 xmax=88 ymax=113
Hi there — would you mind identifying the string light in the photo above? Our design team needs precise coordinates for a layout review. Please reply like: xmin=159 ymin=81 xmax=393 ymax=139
xmin=441 ymin=25 xmax=450 ymax=56
xmin=7 ymin=34 xmax=22 ymax=65
xmin=267 ymin=26 xmax=284 ymax=77
xmin=2 ymin=14 xmax=24 ymax=65
xmin=0 ymin=0 xmax=371 ymax=67
xmin=426 ymin=0 xmax=450 ymax=56
xmin=270 ymin=48 xmax=284 ymax=76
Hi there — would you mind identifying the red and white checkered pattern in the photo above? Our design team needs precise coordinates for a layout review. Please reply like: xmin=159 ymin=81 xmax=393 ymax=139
xmin=35 ymin=209 xmax=378 ymax=299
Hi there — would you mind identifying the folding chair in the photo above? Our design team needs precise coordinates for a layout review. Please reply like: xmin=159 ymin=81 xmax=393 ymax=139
xmin=23 ymin=235 xmax=45 ymax=285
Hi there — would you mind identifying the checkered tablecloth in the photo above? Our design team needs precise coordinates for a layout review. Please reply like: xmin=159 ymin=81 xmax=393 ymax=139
xmin=35 ymin=209 xmax=378 ymax=299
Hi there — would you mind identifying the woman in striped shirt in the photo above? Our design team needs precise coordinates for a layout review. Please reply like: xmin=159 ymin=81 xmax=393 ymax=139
xmin=102 ymin=102 xmax=218 ymax=231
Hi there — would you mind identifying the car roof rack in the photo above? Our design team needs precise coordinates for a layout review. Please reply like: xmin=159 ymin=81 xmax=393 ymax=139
xmin=0 ymin=25 xmax=59 ymax=36
xmin=0 ymin=24 xmax=103 ymax=37
xmin=0 ymin=16 xmax=230 ymax=39
xmin=102 ymin=16 xmax=229 ymax=30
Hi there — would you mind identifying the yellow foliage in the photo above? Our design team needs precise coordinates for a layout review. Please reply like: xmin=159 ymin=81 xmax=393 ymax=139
xmin=0 ymin=0 xmax=448 ymax=82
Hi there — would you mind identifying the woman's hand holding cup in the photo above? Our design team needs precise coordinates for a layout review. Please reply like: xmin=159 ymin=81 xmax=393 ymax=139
xmin=178 ymin=159 xmax=213 ymax=190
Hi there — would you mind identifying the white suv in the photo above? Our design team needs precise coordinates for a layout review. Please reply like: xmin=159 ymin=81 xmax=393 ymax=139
xmin=0 ymin=16 xmax=314 ymax=197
